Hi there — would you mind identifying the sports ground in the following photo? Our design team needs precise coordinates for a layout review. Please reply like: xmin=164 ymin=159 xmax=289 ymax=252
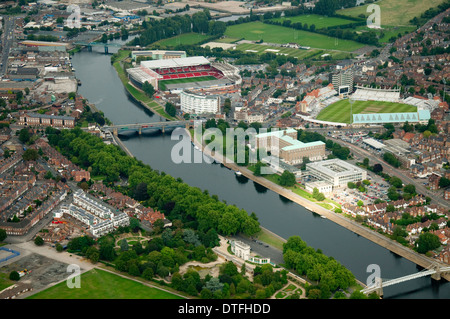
xmin=316 ymin=100 xmax=417 ymax=124
xmin=27 ymin=268 xmax=184 ymax=299
xmin=224 ymin=22 xmax=364 ymax=52
xmin=271 ymin=14 xmax=358 ymax=29
xmin=158 ymin=75 xmax=217 ymax=91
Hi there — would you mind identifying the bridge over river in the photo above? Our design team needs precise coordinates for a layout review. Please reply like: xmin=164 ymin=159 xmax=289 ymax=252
xmin=103 ymin=120 xmax=199 ymax=135
xmin=362 ymin=264 xmax=450 ymax=297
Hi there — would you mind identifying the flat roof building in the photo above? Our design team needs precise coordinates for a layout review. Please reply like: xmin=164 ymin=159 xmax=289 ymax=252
xmin=256 ymin=129 xmax=325 ymax=165
xmin=306 ymin=159 xmax=367 ymax=188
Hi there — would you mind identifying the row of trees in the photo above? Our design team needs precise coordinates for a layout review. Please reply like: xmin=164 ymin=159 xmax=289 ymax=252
xmin=297 ymin=129 xmax=351 ymax=160
xmin=45 ymin=127 xmax=261 ymax=237
xmin=282 ymin=236 xmax=360 ymax=299
xmin=130 ymin=10 xmax=226 ymax=47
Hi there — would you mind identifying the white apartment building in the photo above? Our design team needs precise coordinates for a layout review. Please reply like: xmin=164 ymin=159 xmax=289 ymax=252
xmin=180 ymin=91 xmax=220 ymax=114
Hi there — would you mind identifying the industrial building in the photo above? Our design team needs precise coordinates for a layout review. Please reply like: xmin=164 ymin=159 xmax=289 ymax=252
xmin=256 ymin=128 xmax=326 ymax=165
xmin=305 ymin=159 xmax=367 ymax=189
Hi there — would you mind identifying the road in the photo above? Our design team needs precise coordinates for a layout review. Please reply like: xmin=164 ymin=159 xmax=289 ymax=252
xmin=0 ymin=16 xmax=15 ymax=77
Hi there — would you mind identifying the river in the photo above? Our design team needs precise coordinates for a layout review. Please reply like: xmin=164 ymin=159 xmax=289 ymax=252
xmin=70 ymin=42 xmax=450 ymax=299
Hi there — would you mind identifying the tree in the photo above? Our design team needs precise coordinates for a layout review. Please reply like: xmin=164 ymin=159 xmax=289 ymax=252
xmin=134 ymin=182 xmax=149 ymax=201
xmin=0 ymin=229 xmax=6 ymax=242
xmin=403 ymin=184 xmax=416 ymax=195
xmin=142 ymin=81 xmax=155 ymax=97
xmin=279 ymin=170 xmax=296 ymax=187
xmin=120 ymin=239 xmax=129 ymax=251
xmin=416 ymin=232 xmax=440 ymax=254
xmin=314 ymin=0 xmax=337 ymax=16
xmin=56 ymin=243 xmax=64 ymax=252
xmin=9 ymin=271 xmax=20 ymax=281
xmin=165 ymin=102 xmax=176 ymax=117
xmin=34 ymin=236 xmax=44 ymax=246
xmin=23 ymin=149 xmax=39 ymax=161
xmin=19 ymin=128 xmax=30 ymax=144
xmin=142 ymin=267 xmax=154 ymax=280
xmin=372 ymin=163 xmax=383 ymax=173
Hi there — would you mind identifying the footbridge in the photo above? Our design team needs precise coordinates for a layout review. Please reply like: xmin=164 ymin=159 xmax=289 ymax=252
xmin=103 ymin=120 xmax=197 ymax=136
xmin=72 ymin=41 xmax=123 ymax=53
xmin=362 ymin=264 xmax=450 ymax=297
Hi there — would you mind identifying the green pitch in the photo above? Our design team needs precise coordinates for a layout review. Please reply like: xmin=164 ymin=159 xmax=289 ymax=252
xmin=27 ymin=268 xmax=183 ymax=299
xmin=158 ymin=76 xmax=217 ymax=91
xmin=316 ymin=99 xmax=417 ymax=124
xmin=271 ymin=14 xmax=358 ymax=29
xmin=337 ymin=0 xmax=447 ymax=26
xmin=225 ymin=21 xmax=364 ymax=52
xmin=155 ymin=32 xmax=210 ymax=46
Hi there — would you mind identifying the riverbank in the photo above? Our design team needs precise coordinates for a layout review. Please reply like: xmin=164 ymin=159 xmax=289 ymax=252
xmin=111 ymin=50 xmax=177 ymax=121
xmin=187 ymin=129 xmax=450 ymax=282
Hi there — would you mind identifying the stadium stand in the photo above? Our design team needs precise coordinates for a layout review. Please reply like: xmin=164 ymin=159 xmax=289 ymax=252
xmin=351 ymin=86 xmax=401 ymax=102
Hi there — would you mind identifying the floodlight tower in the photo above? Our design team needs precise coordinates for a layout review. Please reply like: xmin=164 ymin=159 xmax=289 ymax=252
xmin=443 ymin=78 xmax=447 ymax=103
xmin=349 ymin=97 xmax=355 ymax=143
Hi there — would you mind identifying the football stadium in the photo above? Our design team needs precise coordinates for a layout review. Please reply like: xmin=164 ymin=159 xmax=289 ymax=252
xmin=126 ymin=56 xmax=241 ymax=93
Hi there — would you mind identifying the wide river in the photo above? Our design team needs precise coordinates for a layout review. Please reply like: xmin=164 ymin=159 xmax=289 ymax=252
xmin=71 ymin=42 xmax=450 ymax=299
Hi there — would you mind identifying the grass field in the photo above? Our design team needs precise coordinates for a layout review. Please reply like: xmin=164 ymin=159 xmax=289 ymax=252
xmin=337 ymin=0 xmax=447 ymax=26
xmin=0 ymin=272 xmax=15 ymax=292
xmin=353 ymin=25 xmax=417 ymax=43
xmin=225 ymin=22 xmax=364 ymax=52
xmin=158 ymin=75 xmax=217 ymax=91
xmin=316 ymin=99 xmax=417 ymax=124
xmin=154 ymin=32 xmax=210 ymax=47
xmin=27 ymin=269 xmax=184 ymax=299
xmin=235 ymin=42 xmax=353 ymax=60
xmin=271 ymin=14 xmax=358 ymax=29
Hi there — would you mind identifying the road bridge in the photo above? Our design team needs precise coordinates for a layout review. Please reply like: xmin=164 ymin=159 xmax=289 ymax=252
xmin=362 ymin=264 xmax=450 ymax=297
xmin=72 ymin=41 xmax=123 ymax=54
xmin=103 ymin=120 xmax=198 ymax=136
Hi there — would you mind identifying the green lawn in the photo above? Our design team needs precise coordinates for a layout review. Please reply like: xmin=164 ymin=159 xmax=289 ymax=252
xmin=271 ymin=14 xmax=359 ymax=29
xmin=337 ymin=0 xmax=447 ymax=26
xmin=27 ymin=268 xmax=184 ymax=299
xmin=225 ymin=21 xmax=364 ymax=52
xmin=158 ymin=76 xmax=217 ymax=91
xmin=353 ymin=25 xmax=417 ymax=43
xmin=0 ymin=273 xmax=15 ymax=292
xmin=316 ymin=99 xmax=417 ymax=124
xmin=236 ymin=42 xmax=354 ymax=61
xmin=154 ymin=32 xmax=210 ymax=47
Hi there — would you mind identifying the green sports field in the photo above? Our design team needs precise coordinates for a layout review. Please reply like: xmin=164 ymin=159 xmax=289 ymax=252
xmin=235 ymin=42 xmax=353 ymax=60
xmin=158 ymin=75 xmax=217 ymax=91
xmin=271 ymin=14 xmax=358 ymax=29
xmin=154 ymin=32 xmax=210 ymax=46
xmin=225 ymin=22 xmax=364 ymax=52
xmin=337 ymin=0 xmax=447 ymax=26
xmin=316 ymin=99 xmax=417 ymax=124
xmin=27 ymin=269 xmax=184 ymax=299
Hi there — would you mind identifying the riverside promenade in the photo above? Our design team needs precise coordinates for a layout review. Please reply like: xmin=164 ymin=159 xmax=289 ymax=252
xmin=189 ymin=129 xmax=450 ymax=282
